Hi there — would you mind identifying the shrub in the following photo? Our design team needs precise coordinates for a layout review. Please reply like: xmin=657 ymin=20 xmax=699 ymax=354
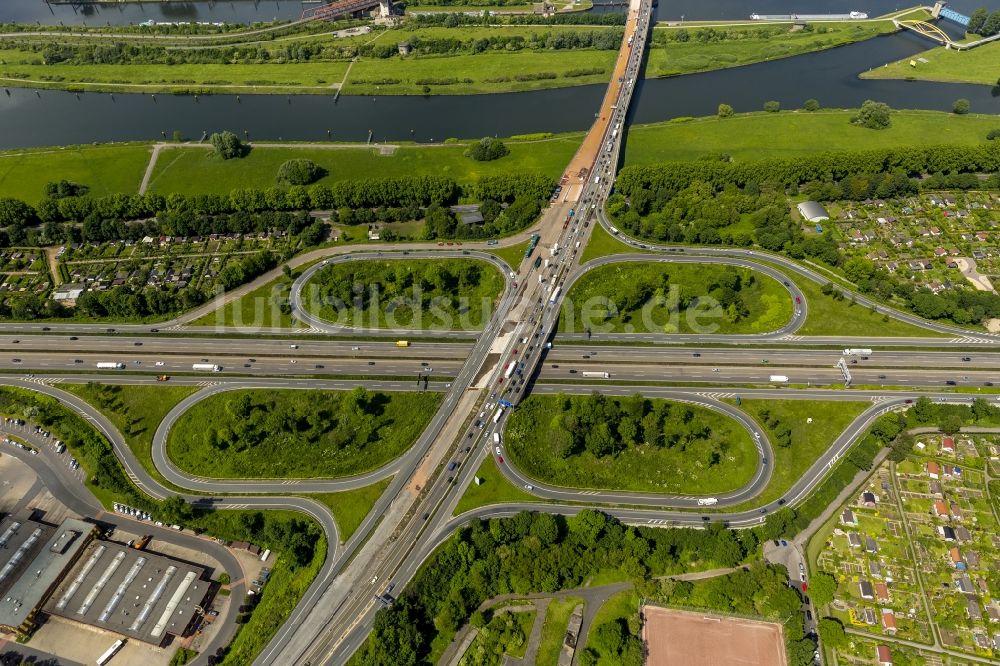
xmin=803 ymin=98 xmax=820 ymax=111
xmin=851 ymin=99 xmax=891 ymax=130
xmin=276 ymin=159 xmax=325 ymax=186
xmin=953 ymin=98 xmax=971 ymax=114
xmin=467 ymin=137 xmax=510 ymax=162
xmin=763 ymin=100 xmax=780 ymax=113
xmin=717 ymin=103 xmax=734 ymax=118
xmin=988 ymin=129 xmax=1000 ymax=140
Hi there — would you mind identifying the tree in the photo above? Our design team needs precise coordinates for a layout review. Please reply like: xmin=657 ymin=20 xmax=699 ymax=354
xmin=817 ymin=617 xmax=848 ymax=648
xmin=469 ymin=610 xmax=486 ymax=629
xmin=467 ymin=137 xmax=510 ymax=162
xmin=717 ymin=103 xmax=734 ymax=118
xmin=852 ymin=100 xmax=891 ymax=130
xmin=0 ymin=198 xmax=35 ymax=229
xmin=803 ymin=98 xmax=820 ymax=111
xmin=277 ymin=159 xmax=324 ymax=186
xmin=940 ymin=413 xmax=963 ymax=435
xmin=988 ymin=129 xmax=1000 ymax=140
xmin=953 ymin=98 xmax=971 ymax=115
xmin=967 ymin=6 xmax=989 ymax=34
xmin=808 ymin=571 xmax=838 ymax=607
xmin=763 ymin=100 xmax=780 ymax=113
xmin=593 ymin=620 xmax=625 ymax=657
xmin=210 ymin=131 xmax=244 ymax=160
xmin=983 ymin=10 xmax=1000 ymax=36
xmin=159 ymin=495 xmax=193 ymax=525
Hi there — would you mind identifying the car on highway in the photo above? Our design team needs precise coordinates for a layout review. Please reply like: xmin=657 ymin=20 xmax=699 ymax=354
xmin=962 ymin=356 xmax=972 ymax=361
xmin=878 ymin=374 xmax=886 ymax=379
xmin=795 ymin=296 xmax=801 ymax=304
xmin=134 ymin=341 xmax=142 ymax=346
xmin=946 ymin=380 xmax=957 ymax=385
xmin=68 ymin=336 xmax=77 ymax=340
xmin=524 ymin=484 xmax=533 ymax=490
xmin=368 ymin=361 xmax=375 ymax=365
xmin=11 ymin=359 xmax=20 ymax=363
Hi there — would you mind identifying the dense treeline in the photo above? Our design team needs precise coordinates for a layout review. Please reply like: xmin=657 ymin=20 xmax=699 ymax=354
xmin=653 ymin=22 xmax=835 ymax=44
xmin=409 ymin=11 xmax=627 ymax=27
xmin=352 ymin=509 xmax=760 ymax=665
xmin=509 ymin=392 xmax=729 ymax=461
xmin=613 ymin=145 xmax=1000 ymax=325
xmin=616 ymin=143 xmax=1000 ymax=193
xmin=966 ymin=7 xmax=1000 ymax=36
xmin=24 ymin=28 xmax=623 ymax=67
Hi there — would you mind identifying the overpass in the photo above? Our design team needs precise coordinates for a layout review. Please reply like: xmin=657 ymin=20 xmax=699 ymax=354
xmin=253 ymin=0 xmax=655 ymax=662
xmin=301 ymin=0 xmax=389 ymax=21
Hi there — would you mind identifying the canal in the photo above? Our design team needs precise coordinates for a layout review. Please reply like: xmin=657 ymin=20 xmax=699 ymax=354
xmin=1 ymin=29 xmax=998 ymax=150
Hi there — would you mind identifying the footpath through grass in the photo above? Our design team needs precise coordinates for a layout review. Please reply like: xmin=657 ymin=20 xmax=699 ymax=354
xmin=167 ymin=388 xmax=440 ymax=479
xmin=505 ymin=394 xmax=758 ymax=495
xmin=61 ymin=383 xmax=198 ymax=491
xmin=309 ymin=477 xmax=392 ymax=543
xmin=304 ymin=258 xmax=505 ymax=330
xmin=453 ymin=457 xmax=536 ymax=516
xmin=623 ymin=110 xmax=1000 ymax=164
xmin=860 ymin=40 xmax=1000 ymax=85
xmin=537 ymin=596 xmax=584 ymax=665
xmin=722 ymin=399 xmax=871 ymax=511
xmin=147 ymin=137 xmax=580 ymax=196
xmin=647 ymin=17 xmax=906 ymax=78
xmin=560 ymin=261 xmax=792 ymax=335
xmin=0 ymin=144 xmax=150 ymax=203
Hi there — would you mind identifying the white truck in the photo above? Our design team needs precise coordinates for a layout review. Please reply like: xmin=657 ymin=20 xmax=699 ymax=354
xmin=581 ymin=371 xmax=610 ymax=379
xmin=192 ymin=363 xmax=222 ymax=372
xmin=769 ymin=375 xmax=789 ymax=383
xmin=697 ymin=498 xmax=718 ymax=506
xmin=96 ymin=362 xmax=125 ymax=370
xmin=843 ymin=348 xmax=873 ymax=356
xmin=493 ymin=432 xmax=501 ymax=445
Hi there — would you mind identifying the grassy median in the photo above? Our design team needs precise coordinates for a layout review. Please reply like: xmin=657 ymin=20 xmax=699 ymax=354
xmin=166 ymin=388 xmax=440 ymax=478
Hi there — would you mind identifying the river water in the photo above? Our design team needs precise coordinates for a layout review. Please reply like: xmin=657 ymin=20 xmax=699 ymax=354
xmin=1 ymin=30 xmax=997 ymax=149
xmin=1 ymin=2 xmax=998 ymax=149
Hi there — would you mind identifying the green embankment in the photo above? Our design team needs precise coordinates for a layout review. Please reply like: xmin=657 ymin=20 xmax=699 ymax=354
xmin=722 ymin=399 xmax=871 ymax=511
xmin=303 ymin=258 xmax=505 ymax=330
xmin=167 ymin=388 xmax=440 ymax=478
xmin=61 ymin=383 xmax=198 ymax=491
xmin=859 ymin=40 xmax=1000 ymax=85
xmin=537 ymin=596 xmax=585 ymax=665
xmin=0 ymin=144 xmax=150 ymax=203
xmin=505 ymin=394 xmax=758 ymax=494
xmin=647 ymin=16 xmax=909 ymax=78
xmin=147 ymin=138 xmax=580 ymax=195
xmin=453 ymin=458 xmax=536 ymax=516
xmin=309 ymin=477 xmax=392 ymax=542
xmin=624 ymin=110 xmax=1000 ymax=164
xmin=560 ymin=261 xmax=792 ymax=335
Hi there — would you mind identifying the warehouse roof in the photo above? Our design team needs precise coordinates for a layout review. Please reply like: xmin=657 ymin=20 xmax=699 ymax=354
xmin=797 ymin=201 xmax=830 ymax=222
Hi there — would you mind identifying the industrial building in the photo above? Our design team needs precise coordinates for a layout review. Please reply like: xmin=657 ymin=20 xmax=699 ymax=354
xmin=46 ymin=541 xmax=209 ymax=645
xmin=0 ymin=510 xmax=210 ymax=646
xmin=0 ymin=513 xmax=95 ymax=636
xmin=797 ymin=201 xmax=830 ymax=223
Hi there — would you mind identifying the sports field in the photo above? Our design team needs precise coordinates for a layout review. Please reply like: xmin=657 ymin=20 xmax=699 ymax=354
xmin=642 ymin=606 xmax=787 ymax=666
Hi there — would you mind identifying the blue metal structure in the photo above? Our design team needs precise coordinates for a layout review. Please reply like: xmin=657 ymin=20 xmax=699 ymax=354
xmin=939 ymin=7 xmax=970 ymax=25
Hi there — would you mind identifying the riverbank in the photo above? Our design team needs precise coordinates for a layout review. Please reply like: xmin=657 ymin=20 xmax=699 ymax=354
xmin=646 ymin=7 xmax=926 ymax=78
xmin=623 ymin=109 xmax=1000 ymax=164
xmin=859 ymin=40 xmax=1000 ymax=85
xmin=0 ymin=134 xmax=583 ymax=203
xmin=0 ymin=11 xmax=921 ymax=97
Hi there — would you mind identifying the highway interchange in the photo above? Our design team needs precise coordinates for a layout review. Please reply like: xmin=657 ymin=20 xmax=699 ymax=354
xmin=3 ymin=1 xmax=1000 ymax=665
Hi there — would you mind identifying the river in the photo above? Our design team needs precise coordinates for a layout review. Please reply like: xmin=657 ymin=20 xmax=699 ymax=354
xmin=1 ymin=30 xmax=997 ymax=150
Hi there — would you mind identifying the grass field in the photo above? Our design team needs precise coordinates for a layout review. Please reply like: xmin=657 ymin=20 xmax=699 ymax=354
xmin=771 ymin=264 xmax=941 ymax=337
xmin=344 ymin=49 xmax=615 ymax=95
xmin=304 ymin=258 xmax=504 ymax=330
xmin=0 ymin=144 xmax=150 ymax=203
xmin=505 ymin=395 xmax=757 ymax=494
xmin=147 ymin=137 xmax=580 ymax=195
xmin=583 ymin=589 xmax=640 ymax=666
xmin=859 ymin=40 xmax=1000 ymax=85
xmin=724 ymin=399 xmax=871 ymax=510
xmin=310 ymin=477 xmax=391 ymax=543
xmin=166 ymin=388 xmax=440 ymax=478
xmin=61 ymin=383 xmax=198 ymax=491
xmin=560 ymin=262 xmax=792 ymax=335
xmin=579 ymin=224 xmax=642 ymax=263
xmin=537 ymin=596 xmax=584 ymax=665
xmin=647 ymin=17 xmax=905 ymax=78
xmin=623 ymin=110 xmax=1000 ymax=164
xmin=453 ymin=457 xmax=536 ymax=516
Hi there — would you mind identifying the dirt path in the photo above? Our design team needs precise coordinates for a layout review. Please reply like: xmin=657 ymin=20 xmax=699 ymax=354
xmin=43 ymin=246 xmax=62 ymax=287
